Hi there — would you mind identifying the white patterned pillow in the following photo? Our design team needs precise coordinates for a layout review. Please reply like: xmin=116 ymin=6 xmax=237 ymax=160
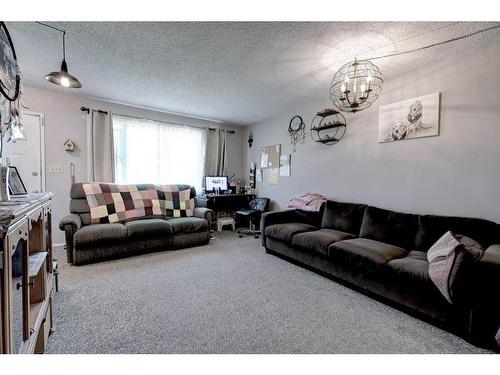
xmin=427 ymin=231 xmax=484 ymax=303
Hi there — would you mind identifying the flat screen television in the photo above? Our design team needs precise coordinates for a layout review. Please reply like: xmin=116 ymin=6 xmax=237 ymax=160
xmin=205 ymin=176 xmax=228 ymax=192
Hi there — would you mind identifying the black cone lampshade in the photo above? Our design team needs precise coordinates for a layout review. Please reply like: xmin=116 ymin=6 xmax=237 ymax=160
xmin=45 ymin=59 xmax=81 ymax=88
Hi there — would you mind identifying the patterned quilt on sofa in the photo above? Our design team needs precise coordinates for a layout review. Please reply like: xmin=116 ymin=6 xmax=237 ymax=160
xmin=82 ymin=183 xmax=195 ymax=224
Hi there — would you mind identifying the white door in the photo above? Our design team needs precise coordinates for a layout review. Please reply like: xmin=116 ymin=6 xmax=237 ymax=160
xmin=10 ymin=112 xmax=45 ymax=193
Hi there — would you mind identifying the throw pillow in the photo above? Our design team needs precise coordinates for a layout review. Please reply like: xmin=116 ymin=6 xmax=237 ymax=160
xmin=427 ymin=231 xmax=484 ymax=303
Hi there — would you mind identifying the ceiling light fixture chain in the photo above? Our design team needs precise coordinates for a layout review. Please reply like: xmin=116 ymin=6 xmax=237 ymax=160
xmin=364 ymin=23 xmax=500 ymax=61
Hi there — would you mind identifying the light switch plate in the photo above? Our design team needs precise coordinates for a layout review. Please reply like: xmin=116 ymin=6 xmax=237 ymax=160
xmin=48 ymin=164 xmax=64 ymax=173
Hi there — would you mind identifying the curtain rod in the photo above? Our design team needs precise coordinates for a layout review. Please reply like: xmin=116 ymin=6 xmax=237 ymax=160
xmin=208 ymin=128 xmax=235 ymax=134
xmin=90 ymin=110 xmax=236 ymax=134
xmin=81 ymin=106 xmax=108 ymax=115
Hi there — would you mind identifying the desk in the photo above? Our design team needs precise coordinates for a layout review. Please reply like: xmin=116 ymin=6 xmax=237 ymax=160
xmin=197 ymin=194 xmax=255 ymax=229
xmin=196 ymin=193 xmax=255 ymax=212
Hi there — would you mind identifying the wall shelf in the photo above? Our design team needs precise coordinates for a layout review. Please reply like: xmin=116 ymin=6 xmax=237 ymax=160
xmin=310 ymin=109 xmax=347 ymax=145
xmin=311 ymin=122 xmax=346 ymax=132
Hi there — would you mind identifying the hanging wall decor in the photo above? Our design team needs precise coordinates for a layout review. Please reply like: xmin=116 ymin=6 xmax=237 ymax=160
xmin=310 ymin=108 xmax=346 ymax=145
xmin=248 ymin=130 xmax=254 ymax=148
xmin=378 ymin=92 xmax=440 ymax=143
xmin=288 ymin=115 xmax=305 ymax=152
xmin=0 ymin=22 xmax=21 ymax=102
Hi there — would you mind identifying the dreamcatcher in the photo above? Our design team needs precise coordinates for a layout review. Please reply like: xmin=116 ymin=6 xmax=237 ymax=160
xmin=288 ymin=115 xmax=305 ymax=152
xmin=0 ymin=21 xmax=25 ymax=157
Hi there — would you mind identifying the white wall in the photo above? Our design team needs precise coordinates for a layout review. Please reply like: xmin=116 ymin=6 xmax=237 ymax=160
xmin=16 ymin=86 xmax=245 ymax=243
xmin=244 ymin=41 xmax=500 ymax=224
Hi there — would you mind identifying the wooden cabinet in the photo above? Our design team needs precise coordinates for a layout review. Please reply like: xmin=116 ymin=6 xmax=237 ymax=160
xmin=0 ymin=193 xmax=54 ymax=354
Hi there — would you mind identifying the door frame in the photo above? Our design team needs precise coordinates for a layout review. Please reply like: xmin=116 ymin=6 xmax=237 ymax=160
xmin=19 ymin=111 xmax=46 ymax=192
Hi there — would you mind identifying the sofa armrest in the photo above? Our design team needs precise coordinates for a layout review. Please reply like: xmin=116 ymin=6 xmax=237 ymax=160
xmin=59 ymin=214 xmax=82 ymax=263
xmin=59 ymin=214 xmax=82 ymax=231
xmin=468 ymin=244 xmax=500 ymax=347
xmin=194 ymin=207 xmax=213 ymax=228
xmin=260 ymin=209 xmax=300 ymax=246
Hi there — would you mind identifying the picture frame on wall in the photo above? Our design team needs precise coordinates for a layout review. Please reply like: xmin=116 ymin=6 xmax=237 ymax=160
xmin=378 ymin=92 xmax=440 ymax=143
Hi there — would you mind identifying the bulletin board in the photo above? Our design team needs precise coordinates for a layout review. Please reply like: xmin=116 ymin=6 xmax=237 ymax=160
xmin=260 ymin=144 xmax=281 ymax=169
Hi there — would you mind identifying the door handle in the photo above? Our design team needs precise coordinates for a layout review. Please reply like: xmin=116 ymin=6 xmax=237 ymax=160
xmin=32 ymin=170 xmax=39 ymax=176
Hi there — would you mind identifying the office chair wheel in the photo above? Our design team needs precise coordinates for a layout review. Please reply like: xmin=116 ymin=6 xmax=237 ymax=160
xmin=239 ymin=234 xmax=243 ymax=238
xmin=254 ymin=235 xmax=259 ymax=239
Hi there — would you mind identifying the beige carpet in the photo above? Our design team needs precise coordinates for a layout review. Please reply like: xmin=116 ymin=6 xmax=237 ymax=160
xmin=47 ymin=232 xmax=490 ymax=353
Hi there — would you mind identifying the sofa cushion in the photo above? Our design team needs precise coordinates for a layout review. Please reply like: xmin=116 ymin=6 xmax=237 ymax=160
xmin=385 ymin=251 xmax=449 ymax=304
xmin=168 ymin=217 xmax=208 ymax=234
xmin=415 ymin=214 xmax=500 ymax=251
xmin=295 ymin=207 xmax=325 ymax=227
xmin=292 ymin=229 xmax=356 ymax=256
xmin=321 ymin=200 xmax=366 ymax=235
xmin=328 ymin=238 xmax=408 ymax=273
xmin=359 ymin=206 xmax=420 ymax=249
xmin=74 ymin=223 xmax=127 ymax=249
xmin=265 ymin=223 xmax=316 ymax=244
xmin=386 ymin=251 xmax=430 ymax=284
xmin=125 ymin=218 xmax=173 ymax=240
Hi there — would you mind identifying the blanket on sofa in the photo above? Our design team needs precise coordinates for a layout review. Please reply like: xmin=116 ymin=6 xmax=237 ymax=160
xmin=82 ymin=183 xmax=195 ymax=224
xmin=287 ymin=193 xmax=326 ymax=212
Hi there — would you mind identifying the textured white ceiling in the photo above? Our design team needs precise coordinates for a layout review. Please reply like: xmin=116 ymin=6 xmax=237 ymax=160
xmin=6 ymin=22 xmax=500 ymax=125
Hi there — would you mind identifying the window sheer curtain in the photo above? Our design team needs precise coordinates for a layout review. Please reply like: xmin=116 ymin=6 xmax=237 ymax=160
xmin=112 ymin=115 xmax=207 ymax=193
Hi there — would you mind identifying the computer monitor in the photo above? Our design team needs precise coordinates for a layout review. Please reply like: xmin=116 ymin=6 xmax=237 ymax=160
xmin=205 ymin=176 xmax=228 ymax=192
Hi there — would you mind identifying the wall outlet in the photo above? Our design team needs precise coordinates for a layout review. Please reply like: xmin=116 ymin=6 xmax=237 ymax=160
xmin=48 ymin=164 xmax=64 ymax=173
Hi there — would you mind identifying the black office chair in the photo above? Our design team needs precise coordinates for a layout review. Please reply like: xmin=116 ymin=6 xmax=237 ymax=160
xmin=236 ymin=198 xmax=270 ymax=239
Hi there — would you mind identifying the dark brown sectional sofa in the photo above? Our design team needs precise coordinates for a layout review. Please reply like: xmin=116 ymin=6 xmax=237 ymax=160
xmin=59 ymin=183 xmax=213 ymax=265
xmin=261 ymin=200 xmax=500 ymax=349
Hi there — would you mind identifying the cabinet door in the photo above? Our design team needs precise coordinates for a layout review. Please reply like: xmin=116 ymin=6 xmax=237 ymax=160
xmin=9 ymin=237 xmax=29 ymax=353
xmin=43 ymin=204 xmax=53 ymax=273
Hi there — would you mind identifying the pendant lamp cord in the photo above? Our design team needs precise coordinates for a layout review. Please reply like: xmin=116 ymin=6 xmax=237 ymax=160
xmin=35 ymin=21 xmax=66 ymax=60
xmin=364 ymin=24 xmax=500 ymax=61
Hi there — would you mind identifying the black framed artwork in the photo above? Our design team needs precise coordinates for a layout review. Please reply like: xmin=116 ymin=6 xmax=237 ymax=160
xmin=8 ymin=166 xmax=28 ymax=195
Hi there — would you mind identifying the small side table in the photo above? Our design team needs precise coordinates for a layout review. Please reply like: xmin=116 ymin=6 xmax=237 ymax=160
xmin=217 ymin=217 xmax=235 ymax=232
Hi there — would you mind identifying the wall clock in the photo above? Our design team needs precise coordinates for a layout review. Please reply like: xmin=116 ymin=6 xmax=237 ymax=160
xmin=0 ymin=22 xmax=20 ymax=102
xmin=288 ymin=115 xmax=305 ymax=152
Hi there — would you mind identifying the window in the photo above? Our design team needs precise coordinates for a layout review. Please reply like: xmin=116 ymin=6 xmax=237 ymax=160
xmin=112 ymin=115 xmax=206 ymax=192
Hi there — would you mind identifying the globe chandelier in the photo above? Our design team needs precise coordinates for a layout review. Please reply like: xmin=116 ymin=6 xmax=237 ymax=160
xmin=329 ymin=58 xmax=383 ymax=113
